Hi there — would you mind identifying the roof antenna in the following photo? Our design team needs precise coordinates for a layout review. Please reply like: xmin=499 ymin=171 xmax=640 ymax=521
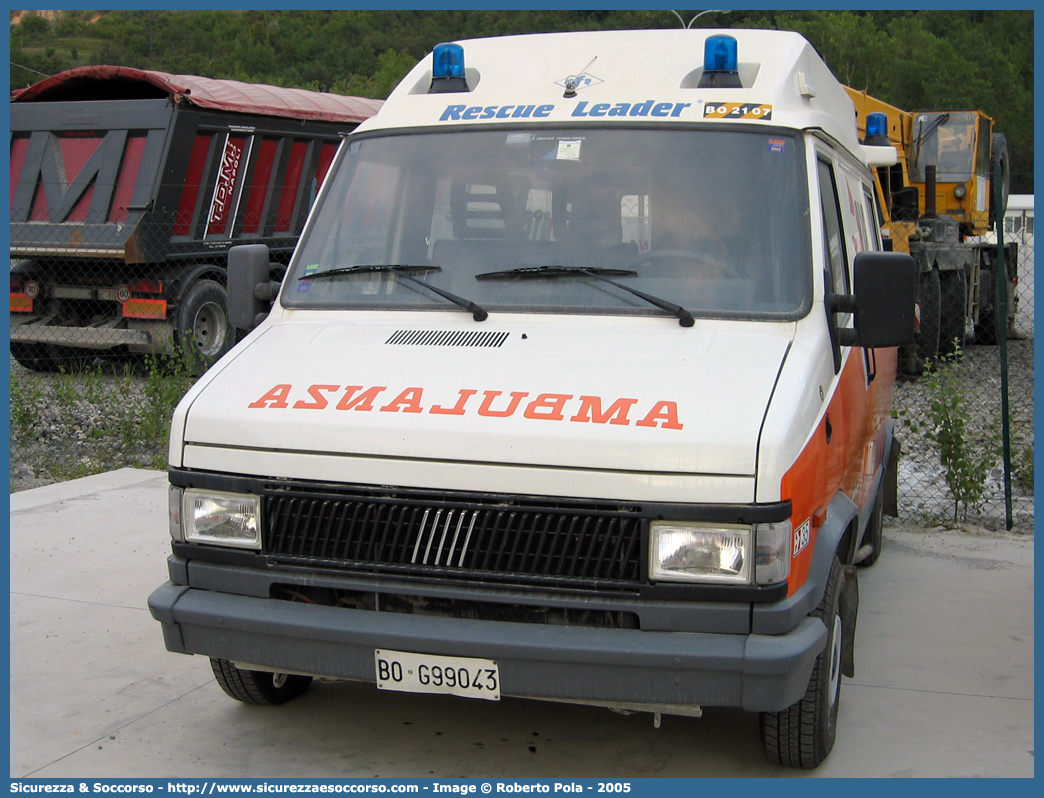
xmin=563 ymin=56 xmax=597 ymax=98
xmin=669 ymin=9 xmax=732 ymax=28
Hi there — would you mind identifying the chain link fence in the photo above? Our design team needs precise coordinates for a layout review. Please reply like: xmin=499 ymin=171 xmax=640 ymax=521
xmin=9 ymin=198 xmax=1036 ymax=531
xmin=890 ymin=192 xmax=1034 ymax=530
xmin=9 ymin=204 xmax=298 ymax=376
xmin=8 ymin=203 xmax=289 ymax=491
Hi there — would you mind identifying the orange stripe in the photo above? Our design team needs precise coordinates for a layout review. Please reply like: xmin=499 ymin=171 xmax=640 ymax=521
xmin=780 ymin=348 xmax=897 ymax=596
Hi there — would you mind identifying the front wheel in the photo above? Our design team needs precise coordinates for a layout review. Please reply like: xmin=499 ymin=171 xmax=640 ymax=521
xmin=210 ymin=658 xmax=313 ymax=705
xmin=176 ymin=279 xmax=234 ymax=375
xmin=760 ymin=557 xmax=845 ymax=768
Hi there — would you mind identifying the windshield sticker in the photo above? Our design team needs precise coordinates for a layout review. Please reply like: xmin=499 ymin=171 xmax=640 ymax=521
xmin=768 ymin=139 xmax=786 ymax=153
xmin=704 ymin=103 xmax=773 ymax=120
xmin=556 ymin=140 xmax=582 ymax=161
xmin=297 ymin=264 xmax=319 ymax=293
xmin=247 ymin=383 xmax=684 ymax=430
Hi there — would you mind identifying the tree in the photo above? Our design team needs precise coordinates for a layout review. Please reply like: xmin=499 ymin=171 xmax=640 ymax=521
xmin=6 ymin=8 xmax=1033 ymax=190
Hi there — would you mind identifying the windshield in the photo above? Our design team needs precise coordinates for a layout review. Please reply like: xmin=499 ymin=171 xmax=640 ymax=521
xmin=909 ymin=112 xmax=978 ymax=183
xmin=286 ymin=127 xmax=812 ymax=320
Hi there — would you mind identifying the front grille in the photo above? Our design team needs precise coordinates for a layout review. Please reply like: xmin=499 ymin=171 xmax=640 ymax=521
xmin=263 ymin=486 xmax=644 ymax=590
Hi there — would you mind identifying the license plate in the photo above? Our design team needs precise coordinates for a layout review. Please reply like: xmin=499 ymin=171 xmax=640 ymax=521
xmin=375 ymin=649 xmax=500 ymax=701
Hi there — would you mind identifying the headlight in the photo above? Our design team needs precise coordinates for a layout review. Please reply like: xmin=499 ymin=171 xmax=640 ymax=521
xmin=650 ymin=522 xmax=751 ymax=584
xmin=954 ymin=183 xmax=967 ymax=199
xmin=650 ymin=520 xmax=792 ymax=585
xmin=182 ymin=489 xmax=261 ymax=549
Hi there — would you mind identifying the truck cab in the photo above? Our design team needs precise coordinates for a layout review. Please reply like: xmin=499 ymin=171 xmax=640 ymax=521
xmin=150 ymin=29 xmax=914 ymax=768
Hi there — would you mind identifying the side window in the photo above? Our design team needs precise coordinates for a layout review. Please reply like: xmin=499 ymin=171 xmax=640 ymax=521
xmin=862 ymin=188 xmax=881 ymax=251
xmin=817 ymin=159 xmax=849 ymax=297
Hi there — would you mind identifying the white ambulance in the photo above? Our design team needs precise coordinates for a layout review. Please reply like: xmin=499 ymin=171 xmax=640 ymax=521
xmin=149 ymin=29 xmax=915 ymax=767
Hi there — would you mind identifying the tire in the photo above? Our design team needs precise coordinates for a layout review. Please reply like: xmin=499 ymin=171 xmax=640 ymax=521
xmin=10 ymin=341 xmax=53 ymax=372
xmin=12 ymin=342 xmax=99 ymax=373
xmin=210 ymin=658 xmax=313 ymax=705
xmin=977 ymin=306 xmax=1001 ymax=345
xmin=857 ymin=485 xmax=884 ymax=568
xmin=988 ymin=133 xmax=1010 ymax=230
xmin=938 ymin=269 xmax=967 ymax=360
xmin=760 ymin=557 xmax=845 ymax=768
xmin=976 ymin=269 xmax=1002 ymax=345
xmin=914 ymin=269 xmax=941 ymax=370
xmin=45 ymin=345 xmax=99 ymax=374
xmin=176 ymin=279 xmax=234 ymax=375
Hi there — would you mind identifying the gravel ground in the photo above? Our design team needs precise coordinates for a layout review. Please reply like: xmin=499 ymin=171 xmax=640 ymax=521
xmin=9 ymin=339 xmax=1035 ymax=535
xmin=892 ymin=337 xmax=1034 ymax=533
xmin=9 ymin=355 xmax=183 ymax=492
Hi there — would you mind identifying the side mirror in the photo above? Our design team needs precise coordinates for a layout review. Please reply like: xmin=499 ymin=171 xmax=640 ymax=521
xmin=829 ymin=251 xmax=917 ymax=349
xmin=228 ymin=244 xmax=277 ymax=330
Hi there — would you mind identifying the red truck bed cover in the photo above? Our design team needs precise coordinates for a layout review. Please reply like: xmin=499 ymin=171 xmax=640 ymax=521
xmin=12 ymin=65 xmax=383 ymax=124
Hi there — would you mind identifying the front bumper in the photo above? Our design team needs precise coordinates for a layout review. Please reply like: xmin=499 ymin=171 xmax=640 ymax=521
xmin=149 ymin=580 xmax=826 ymax=714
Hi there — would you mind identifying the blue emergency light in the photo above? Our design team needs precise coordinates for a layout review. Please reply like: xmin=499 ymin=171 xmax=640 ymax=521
xmin=429 ymin=42 xmax=469 ymax=93
xmin=864 ymin=112 xmax=890 ymax=146
xmin=697 ymin=35 xmax=742 ymax=88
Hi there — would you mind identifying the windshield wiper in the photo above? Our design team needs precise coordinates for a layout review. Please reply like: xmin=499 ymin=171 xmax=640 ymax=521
xmin=475 ymin=265 xmax=694 ymax=327
xmin=302 ymin=265 xmax=488 ymax=321
xmin=914 ymin=112 xmax=950 ymax=151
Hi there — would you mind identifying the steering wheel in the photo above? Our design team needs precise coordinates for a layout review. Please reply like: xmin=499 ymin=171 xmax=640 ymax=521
xmin=633 ymin=249 xmax=741 ymax=279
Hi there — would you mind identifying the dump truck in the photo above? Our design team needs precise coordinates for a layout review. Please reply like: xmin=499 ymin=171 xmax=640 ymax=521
xmin=844 ymin=88 xmax=1016 ymax=371
xmin=10 ymin=66 xmax=382 ymax=373
xmin=149 ymin=29 xmax=916 ymax=767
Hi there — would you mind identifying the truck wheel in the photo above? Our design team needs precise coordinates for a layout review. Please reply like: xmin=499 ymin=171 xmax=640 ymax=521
xmin=988 ymin=133 xmax=1010 ymax=229
xmin=915 ymin=269 xmax=941 ymax=369
xmin=938 ymin=269 xmax=967 ymax=360
xmin=45 ymin=345 xmax=99 ymax=374
xmin=977 ymin=306 xmax=1002 ymax=345
xmin=857 ymin=485 xmax=884 ymax=568
xmin=210 ymin=658 xmax=313 ymax=705
xmin=760 ymin=557 xmax=845 ymax=768
xmin=975 ymin=263 xmax=1016 ymax=345
xmin=177 ymin=279 xmax=234 ymax=374
xmin=10 ymin=342 xmax=53 ymax=372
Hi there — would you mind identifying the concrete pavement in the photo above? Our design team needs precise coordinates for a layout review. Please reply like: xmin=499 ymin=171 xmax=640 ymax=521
xmin=8 ymin=469 xmax=1035 ymax=777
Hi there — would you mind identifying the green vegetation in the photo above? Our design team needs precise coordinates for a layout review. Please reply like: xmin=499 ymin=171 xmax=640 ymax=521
xmin=9 ymin=356 xmax=195 ymax=486
xmin=1015 ymin=442 xmax=1034 ymax=496
xmin=9 ymin=9 xmax=1034 ymax=191
xmin=920 ymin=356 xmax=1000 ymax=523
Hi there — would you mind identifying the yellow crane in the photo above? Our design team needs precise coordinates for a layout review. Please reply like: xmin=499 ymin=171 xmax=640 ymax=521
xmin=844 ymin=87 xmax=1015 ymax=370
